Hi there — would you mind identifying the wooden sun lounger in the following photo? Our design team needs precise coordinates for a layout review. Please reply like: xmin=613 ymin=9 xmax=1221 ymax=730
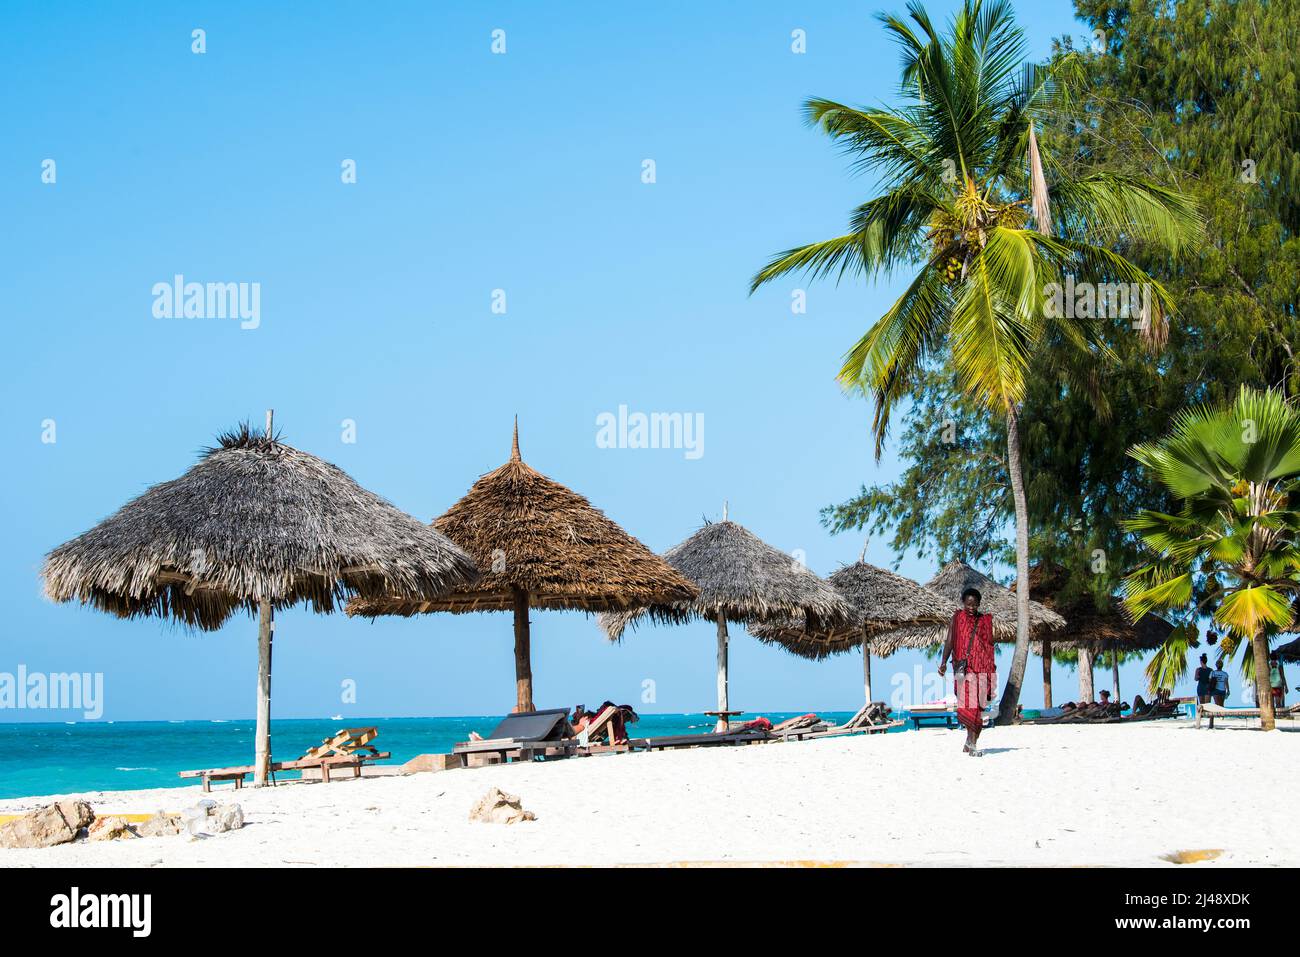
xmin=774 ymin=703 xmax=903 ymax=741
xmin=302 ymin=727 xmax=383 ymax=760
xmin=178 ymin=751 xmax=392 ymax=791
xmin=453 ymin=738 xmax=580 ymax=761
xmin=574 ymin=706 xmax=647 ymax=754
xmin=453 ymin=708 xmax=581 ymax=763
xmin=179 ymin=725 xmax=392 ymax=790
xmin=1200 ymin=702 xmax=1300 ymax=728
xmin=640 ymin=729 xmax=770 ymax=751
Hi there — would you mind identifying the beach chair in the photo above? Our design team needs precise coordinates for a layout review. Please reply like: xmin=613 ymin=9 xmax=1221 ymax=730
xmin=1199 ymin=702 xmax=1300 ymax=729
xmin=574 ymin=705 xmax=647 ymax=754
xmin=301 ymin=727 xmax=383 ymax=760
xmin=640 ymin=728 xmax=771 ymax=750
xmin=178 ymin=727 xmax=392 ymax=790
xmin=453 ymin=708 xmax=580 ymax=763
xmin=767 ymin=713 xmax=827 ymax=741
xmin=802 ymin=702 xmax=904 ymax=740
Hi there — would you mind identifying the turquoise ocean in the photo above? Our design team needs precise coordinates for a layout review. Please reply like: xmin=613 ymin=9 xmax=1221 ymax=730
xmin=0 ymin=712 xmax=913 ymax=799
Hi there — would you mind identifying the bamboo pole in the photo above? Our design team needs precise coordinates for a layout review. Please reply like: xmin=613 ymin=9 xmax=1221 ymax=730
xmin=254 ymin=408 xmax=275 ymax=787
xmin=715 ymin=610 xmax=729 ymax=732
xmin=512 ymin=586 xmax=534 ymax=713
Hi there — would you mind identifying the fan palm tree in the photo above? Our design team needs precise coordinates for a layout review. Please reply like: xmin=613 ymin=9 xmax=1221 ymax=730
xmin=1124 ymin=387 xmax=1300 ymax=730
xmin=1142 ymin=622 xmax=1200 ymax=696
xmin=750 ymin=0 xmax=1200 ymax=723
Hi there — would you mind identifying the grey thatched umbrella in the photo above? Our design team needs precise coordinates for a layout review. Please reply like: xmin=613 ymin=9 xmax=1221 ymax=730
xmin=598 ymin=509 xmax=854 ymax=730
xmin=749 ymin=556 xmax=954 ymax=703
xmin=869 ymin=560 xmax=1067 ymax=656
xmin=42 ymin=413 xmax=478 ymax=785
xmin=349 ymin=422 xmax=698 ymax=713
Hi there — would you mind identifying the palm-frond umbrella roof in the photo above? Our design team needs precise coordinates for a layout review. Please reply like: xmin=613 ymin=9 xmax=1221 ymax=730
xmin=869 ymin=560 xmax=1067 ymax=656
xmin=348 ymin=426 xmax=697 ymax=616
xmin=1277 ymin=636 xmax=1300 ymax=663
xmin=749 ymin=560 xmax=954 ymax=660
xmin=42 ymin=424 xmax=478 ymax=629
xmin=1020 ymin=564 xmax=1173 ymax=653
xmin=598 ymin=518 xmax=854 ymax=640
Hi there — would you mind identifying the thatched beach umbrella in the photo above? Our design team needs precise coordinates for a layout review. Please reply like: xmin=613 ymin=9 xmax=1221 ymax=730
xmin=1020 ymin=565 xmax=1172 ymax=705
xmin=599 ymin=510 xmax=854 ymax=730
xmin=1278 ymin=636 xmax=1300 ymax=664
xmin=869 ymin=560 xmax=1066 ymax=656
xmin=749 ymin=557 xmax=954 ymax=703
xmin=349 ymin=423 xmax=698 ymax=713
xmin=42 ymin=413 xmax=477 ymax=785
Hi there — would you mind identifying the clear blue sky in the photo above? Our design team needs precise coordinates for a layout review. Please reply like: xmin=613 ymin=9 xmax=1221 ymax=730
xmin=3 ymin=0 xmax=1134 ymax=723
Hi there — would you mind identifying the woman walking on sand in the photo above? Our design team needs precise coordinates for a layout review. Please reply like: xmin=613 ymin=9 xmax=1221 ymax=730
xmin=938 ymin=587 xmax=997 ymax=756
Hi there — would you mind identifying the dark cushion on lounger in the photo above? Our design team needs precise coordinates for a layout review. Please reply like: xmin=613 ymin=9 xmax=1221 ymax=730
xmin=484 ymin=708 xmax=571 ymax=742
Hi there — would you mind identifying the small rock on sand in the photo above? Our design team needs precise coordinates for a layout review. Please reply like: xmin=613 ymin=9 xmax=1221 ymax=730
xmin=0 ymin=801 xmax=95 ymax=849
xmin=180 ymin=801 xmax=244 ymax=836
xmin=88 ymin=816 xmax=138 ymax=841
xmin=136 ymin=812 xmax=185 ymax=838
xmin=468 ymin=787 xmax=536 ymax=825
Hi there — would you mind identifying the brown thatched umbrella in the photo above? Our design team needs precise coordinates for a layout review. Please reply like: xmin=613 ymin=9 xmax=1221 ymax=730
xmin=598 ymin=509 xmax=854 ymax=730
xmin=1278 ymin=636 xmax=1300 ymax=664
xmin=41 ymin=413 xmax=477 ymax=785
xmin=349 ymin=422 xmax=698 ymax=713
xmin=749 ymin=556 xmax=954 ymax=703
xmin=869 ymin=561 xmax=1067 ymax=657
xmin=1020 ymin=564 xmax=1172 ymax=706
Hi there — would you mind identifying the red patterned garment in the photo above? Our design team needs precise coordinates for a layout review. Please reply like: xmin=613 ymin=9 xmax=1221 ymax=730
xmin=952 ymin=609 xmax=996 ymax=731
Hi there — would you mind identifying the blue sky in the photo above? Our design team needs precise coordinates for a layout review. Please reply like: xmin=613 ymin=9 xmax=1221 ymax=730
xmin=1 ymin=0 xmax=1137 ymax=723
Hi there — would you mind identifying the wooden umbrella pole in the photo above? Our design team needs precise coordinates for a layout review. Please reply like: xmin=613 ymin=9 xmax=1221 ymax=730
xmin=1078 ymin=646 xmax=1095 ymax=702
xmin=513 ymin=586 xmax=534 ymax=713
xmin=254 ymin=408 xmax=275 ymax=787
xmin=715 ymin=610 xmax=729 ymax=732
xmin=254 ymin=601 xmax=274 ymax=786
xmin=1113 ymin=654 xmax=1121 ymax=702
xmin=1041 ymin=638 xmax=1053 ymax=709
xmin=862 ymin=626 xmax=873 ymax=705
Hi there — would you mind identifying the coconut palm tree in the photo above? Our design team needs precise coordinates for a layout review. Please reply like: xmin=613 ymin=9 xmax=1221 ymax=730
xmin=1124 ymin=387 xmax=1300 ymax=730
xmin=750 ymin=0 xmax=1200 ymax=723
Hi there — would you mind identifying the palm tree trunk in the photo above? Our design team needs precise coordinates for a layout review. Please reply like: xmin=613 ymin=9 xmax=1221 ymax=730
xmin=1251 ymin=626 xmax=1275 ymax=731
xmin=995 ymin=406 xmax=1032 ymax=725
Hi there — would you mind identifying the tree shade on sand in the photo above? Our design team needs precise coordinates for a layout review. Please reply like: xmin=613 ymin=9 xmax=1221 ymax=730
xmin=348 ymin=421 xmax=698 ymax=714
xmin=598 ymin=513 xmax=854 ymax=731
xmin=41 ymin=414 xmax=478 ymax=785
xmin=748 ymin=558 xmax=953 ymax=703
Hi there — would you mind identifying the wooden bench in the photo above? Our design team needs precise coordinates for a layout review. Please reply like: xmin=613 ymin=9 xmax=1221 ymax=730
xmin=181 ymin=769 xmax=249 ymax=792
xmin=909 ymin=710 xmax=957 ymax=729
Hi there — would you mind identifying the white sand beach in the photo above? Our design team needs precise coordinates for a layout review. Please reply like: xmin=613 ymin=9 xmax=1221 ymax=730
xmin=1 ymin=721 xmax=1295 ymax=868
